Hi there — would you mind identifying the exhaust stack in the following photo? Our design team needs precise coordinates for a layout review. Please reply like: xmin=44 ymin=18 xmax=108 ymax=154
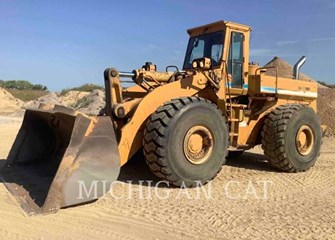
xmin=293 ymin=56 xmax=306 ymax=79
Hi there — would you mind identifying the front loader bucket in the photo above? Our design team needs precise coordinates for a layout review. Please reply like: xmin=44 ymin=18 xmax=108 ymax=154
xmin=0 ymin=107 xmax=120 ymax=216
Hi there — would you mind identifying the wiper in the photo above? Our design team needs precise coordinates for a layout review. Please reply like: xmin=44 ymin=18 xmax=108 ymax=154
xmin=187 ymin=38 xmax=199 ymax=56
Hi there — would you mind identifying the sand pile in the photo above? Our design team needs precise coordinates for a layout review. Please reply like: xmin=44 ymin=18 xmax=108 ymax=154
xmin=75 ymin=89 xmax=105 ymax=116
xmin=0 ymin=88 xmax=24 ymax=114
xmin=25 ymin=92 xmax=61 ymax=109
xmin=24 ymin=90 xmax=105 ymax=116
xmin=59 ymin=91 xmax=90 ymax=107
xmin=264 ymin=57 xmax=328 ymax=89
xmin=317 ymin=88 xmax=335 ymax=135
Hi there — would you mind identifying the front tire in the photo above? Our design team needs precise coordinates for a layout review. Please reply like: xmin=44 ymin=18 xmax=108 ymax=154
xmin=262 ymin=104 xmax=322 ymax=172
xmin=143 ymin=97 xmax=229 ymax=187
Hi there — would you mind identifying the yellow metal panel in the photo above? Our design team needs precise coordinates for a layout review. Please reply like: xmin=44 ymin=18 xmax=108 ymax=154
xmin=118 ymin=75 xmax=208 ymax=165
xmin=237 ymin=98 xmax=318 ymax=146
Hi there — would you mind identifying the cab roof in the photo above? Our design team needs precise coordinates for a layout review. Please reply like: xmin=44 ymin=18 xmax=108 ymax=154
xmin=187 ymin=20 xmax=252 ymax=36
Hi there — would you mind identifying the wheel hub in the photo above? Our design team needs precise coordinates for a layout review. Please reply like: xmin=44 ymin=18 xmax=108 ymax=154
xmin=296 ymin=125 xmax=314 ymax=156
xmin=183 ymin=125 xmax=214 ymax=164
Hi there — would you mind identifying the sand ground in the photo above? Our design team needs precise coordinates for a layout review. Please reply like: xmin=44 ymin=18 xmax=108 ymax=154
xmin=0 ymin=116 xmax=334 ymax=240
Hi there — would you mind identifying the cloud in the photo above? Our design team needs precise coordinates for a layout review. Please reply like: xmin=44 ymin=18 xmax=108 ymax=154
xmin=250 ymin=48 xmax=299 ymax=58
xmin=250 ymin=48 xmax=275 ymax=57
xmin=140 ymin=44 xmax=158 ymax=53
xmin=276 ymin=40 xmax=300 ymax=46
xmin=310 ymin=37 xmax=335 ymax=42
xmin=276 ymin=37 xmax=335 ymax=46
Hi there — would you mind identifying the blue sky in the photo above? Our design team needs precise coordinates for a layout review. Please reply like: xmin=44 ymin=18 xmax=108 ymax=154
xmin=0 ymin=0 xmax=334 ymax=91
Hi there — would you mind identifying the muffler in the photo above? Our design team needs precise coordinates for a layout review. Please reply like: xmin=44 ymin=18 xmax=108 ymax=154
xmin=0 ymin=106 xmax=120 ymax=215
xmin=293 ymin=56 xmax=307 ymax=79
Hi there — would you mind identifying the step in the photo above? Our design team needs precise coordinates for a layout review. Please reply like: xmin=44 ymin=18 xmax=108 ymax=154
xmin=236 ymin=144 xmax=250 ymax=150
xmin=229 ymin=104 xmax=247 ymax=108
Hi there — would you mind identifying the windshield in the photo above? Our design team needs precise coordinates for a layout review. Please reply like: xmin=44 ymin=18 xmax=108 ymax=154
xmin=183 ymin=31 xmax=225 ymax=70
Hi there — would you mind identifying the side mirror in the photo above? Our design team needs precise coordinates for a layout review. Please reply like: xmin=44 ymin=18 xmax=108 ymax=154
xmin=192 ymin=57 xmax=212 ymax=70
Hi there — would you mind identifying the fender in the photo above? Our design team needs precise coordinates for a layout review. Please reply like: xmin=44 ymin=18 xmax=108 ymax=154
xmin=118 ymin=74 xmax=208 ymax=165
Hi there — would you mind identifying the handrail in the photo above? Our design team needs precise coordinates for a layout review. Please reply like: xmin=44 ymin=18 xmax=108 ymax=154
xmin=222 ymin=60 xmax=233 ymax=123
xmin=255 ymin=66 xmax=279 ymax=97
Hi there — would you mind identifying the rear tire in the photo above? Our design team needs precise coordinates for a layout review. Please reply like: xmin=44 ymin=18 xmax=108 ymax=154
xmin=262 ymin=104 xmax=322 ymax=172
xmin=143 ymin=97 xmax=229 ymax=187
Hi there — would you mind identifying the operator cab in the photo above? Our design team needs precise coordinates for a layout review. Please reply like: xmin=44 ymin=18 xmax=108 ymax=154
xmin=183 ymin=31 xmax=224 ymax=69
xmin=183 ymin=20 xmax=252 ymax=95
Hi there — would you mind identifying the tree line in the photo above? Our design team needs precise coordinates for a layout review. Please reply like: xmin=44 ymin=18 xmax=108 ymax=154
xmin=60 ymin=83 xmax=103 ymax=95
xmin=317 ymin=81 xmax=335 ymax=88
xmin=0 ymin=80 xmax=48 ymax=91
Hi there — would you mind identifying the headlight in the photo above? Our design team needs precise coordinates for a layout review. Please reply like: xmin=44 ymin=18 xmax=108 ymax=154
xmin=192 ymin=57 xmax=211 ymax=70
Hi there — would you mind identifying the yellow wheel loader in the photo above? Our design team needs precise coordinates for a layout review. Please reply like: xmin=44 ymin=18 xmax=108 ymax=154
xmin=1 ymin=20 xmax=322 ymax=215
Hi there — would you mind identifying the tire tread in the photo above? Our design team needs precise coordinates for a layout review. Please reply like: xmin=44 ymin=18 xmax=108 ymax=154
xmin=262 ymin=104 xmax=317 ymax=172
xmin=143 ymin=97 xmax=227 ymax=187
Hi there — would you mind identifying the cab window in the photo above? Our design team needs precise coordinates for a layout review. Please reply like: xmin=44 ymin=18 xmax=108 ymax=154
xmin=228 ymin=32 xmax=244 ymax=88
xmin=183 ymin=31 xmax=225 ymax=69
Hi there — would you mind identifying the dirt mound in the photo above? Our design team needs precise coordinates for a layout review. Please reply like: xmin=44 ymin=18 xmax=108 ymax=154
xmin=59 ymin=91 xmax=90 ymax=107
xmin=24 ymin=90 xmax=105 ymax=116
xmin=264 ymin=57 xmax=328 ymax=89
xmin=317 ymin=88 xmax=335 ymax=135
xmin=25 ymin=92 xmax=61 ymax=109
xmin=75 ymin=89 xmax=105 ymax=116
xmin=0 ymin=88 xmax=24 ymax=114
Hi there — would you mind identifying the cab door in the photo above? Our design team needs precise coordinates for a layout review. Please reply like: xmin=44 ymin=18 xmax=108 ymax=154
xmin=228 ymin=32 xmax=244 ymax=89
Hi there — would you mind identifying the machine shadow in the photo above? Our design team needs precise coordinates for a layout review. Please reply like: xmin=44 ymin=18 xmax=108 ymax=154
xmin=117 ymin=152 xmax=167 ymax=187
xmin=0 ymin=158 xmax=60 ymax=208
xmin=226 ymin=151 xmax=277 ymax=172
xmin=0 ymin=160 xmax=6 ymax=169
xmin=118 ymin=150 xmax=278 ymax=188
